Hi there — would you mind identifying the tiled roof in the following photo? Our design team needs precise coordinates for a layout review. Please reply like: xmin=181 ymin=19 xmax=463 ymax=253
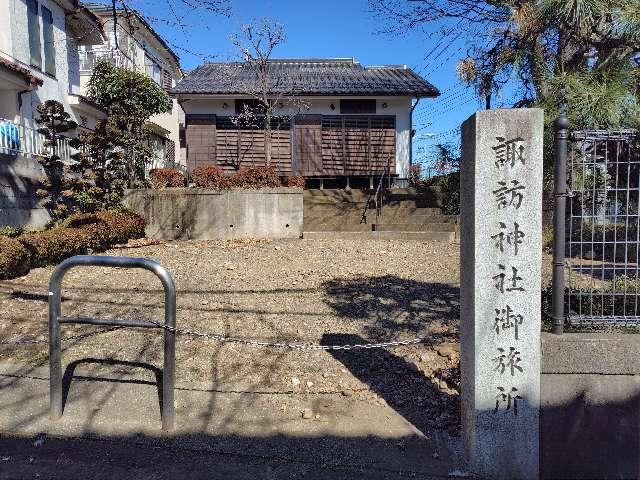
xmin=171 ymin=59 xmax=439 ymax=97
xmin=0 ymin=57 xmax=43 ymax=88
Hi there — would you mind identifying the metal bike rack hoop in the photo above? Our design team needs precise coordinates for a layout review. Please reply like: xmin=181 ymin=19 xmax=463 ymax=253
xmin=48 ymin=255 xmax=176 ymax=431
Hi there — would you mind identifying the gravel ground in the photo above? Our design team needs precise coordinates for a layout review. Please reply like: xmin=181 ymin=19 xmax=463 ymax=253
xmin=0 ymin=237 xmax=565 ymax=437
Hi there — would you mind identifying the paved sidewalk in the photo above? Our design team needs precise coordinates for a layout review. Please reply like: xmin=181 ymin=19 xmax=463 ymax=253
xmin=0 ymin=362 xmax=468 ymax=479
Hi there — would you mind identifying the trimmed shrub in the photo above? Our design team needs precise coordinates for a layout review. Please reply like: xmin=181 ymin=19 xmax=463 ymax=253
xmin=230 ymin=165 xmax=281 ymax=189
xmin=19 ymin=228 xmax=96 ymax=267
xmin=0 ymin=236 xmax=30 ymax=279
xmin=18 ymin=209 xmax=146 ymax=268
xmin=96 ymin=209 xmax=146 ymax=244
xmin=149 ymin=168 xmax=185 ymax=188
xmin=60 ymin=212 xmax=103 ymax=229
xmin=191 ymin=165 xmax=229 ymax=190
xmin=285 ymin=176 xmax=305 ymax=188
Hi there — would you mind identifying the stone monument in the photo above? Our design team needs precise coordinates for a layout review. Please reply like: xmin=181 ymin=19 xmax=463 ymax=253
xmin=460 ymin=108 xmax=544 ymax=479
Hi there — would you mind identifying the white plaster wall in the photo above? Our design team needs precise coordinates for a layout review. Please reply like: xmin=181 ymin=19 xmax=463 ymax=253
xmin=181 ymin=96 xmax=413 ymax=177
xmin=79 ymin=15 xmax=184 ymax=166
xmin=0 ymin=91 xmax=19 ymax=121
xmin=0 ymin=0 xmax=13 ymax=58
xmin=67 ymin=37 xmax=80 ymax=95
xmin=6 ymin=0 xmax=78 ymax=128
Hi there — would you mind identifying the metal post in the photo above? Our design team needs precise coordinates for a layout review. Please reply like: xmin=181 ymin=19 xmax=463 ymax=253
xmin=160 ymin=268 xmax=176 ymax=432
xmin=49 ymin=278 xmax=62 ymax=420
xmin=48 ymin=255 xmax=177 ymax=430
xmin=552 ymin=116 xmax=569 ymax=334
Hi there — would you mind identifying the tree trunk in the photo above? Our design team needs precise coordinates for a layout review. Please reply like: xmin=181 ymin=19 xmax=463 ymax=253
xmin=264 ymin=114 xmax=272 ymax=165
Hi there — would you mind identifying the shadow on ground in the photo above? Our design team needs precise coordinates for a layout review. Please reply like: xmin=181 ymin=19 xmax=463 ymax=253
xmin=322 ymin=276 xmax=460 ymax=339
xmin=0 ymin=275 xmax=464 ymax=479
xmin=323 ymin=333 xmax=459 ymax=436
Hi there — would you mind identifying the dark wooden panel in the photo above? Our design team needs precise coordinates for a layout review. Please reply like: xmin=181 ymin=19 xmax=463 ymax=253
xmin=319 ymin=115 xmax=396 ymax=176
xmin=186 ymin=116 xmax=216 ymax=173
xmin=294 ymin=115 xmax=322 ymax=175
xmin=214 ymin=117 xmax=292 ymax=174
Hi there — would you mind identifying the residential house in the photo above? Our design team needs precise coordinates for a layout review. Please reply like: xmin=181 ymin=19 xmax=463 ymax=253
xmin=171 ymin=58 xmax=439 ymax=187
xmin=78 ymin=3 xmax=184 ymax=170
xmin=0 ymin=0 xmax=106 ymax=227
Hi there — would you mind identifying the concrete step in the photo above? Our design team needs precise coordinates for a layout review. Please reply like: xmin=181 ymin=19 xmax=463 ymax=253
xmin=302 ymin=230 xmax=455 ymax=242
xmin=304 ymin=189 xmax=371 ymax=204
xmin=374 ymin=223 xmax=458 ymax=232
xmin=303 ymin=212 xmax=457 ymax=224
xmin=302 ymin=223 xmax=374 ymax=232
xmin=303 ymin=222 xmax=457 ymax=233
xmin=305 ymin=204 xmax=444 ymax=215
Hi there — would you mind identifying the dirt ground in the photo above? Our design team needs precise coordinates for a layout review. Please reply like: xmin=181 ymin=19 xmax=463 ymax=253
xmin=0 ymin=238 xmax=472 ymax=434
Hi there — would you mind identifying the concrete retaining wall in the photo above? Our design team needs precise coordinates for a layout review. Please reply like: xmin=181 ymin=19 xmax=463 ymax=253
xmin=0 ymin=153 xmax=50 ymax=228
xmin=541 ymin=333 xmax=640 ymax=479
xmin=124 ymin=188 xmax=303 ymax=240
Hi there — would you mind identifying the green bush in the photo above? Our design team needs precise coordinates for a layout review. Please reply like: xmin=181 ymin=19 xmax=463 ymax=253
xmin=60 ymin=212 xmax=104 ymax=229
xmin=17 ymin=209 xmax=145 ymax=268
xmin=0 ymin=236 xmax=30 ymax=279
xmin=0 ymin=226 xmax=24 ymax=238
xmin=96 ymin=209 xmax=146 ymax=244
xmin=19 ymin=228 xmax=96 ymax=267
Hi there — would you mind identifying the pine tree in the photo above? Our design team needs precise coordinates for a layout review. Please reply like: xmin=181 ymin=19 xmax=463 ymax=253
xmin=34 ymin=100 xmax=78 ymax=221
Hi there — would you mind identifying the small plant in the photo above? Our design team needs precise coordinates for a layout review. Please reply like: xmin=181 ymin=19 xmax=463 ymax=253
xmin=0 ymin=236 xmax=30 ymax=279
xmin=149 ymin=168 xmax=185 ymax=188
xmin=229 ymin=165 xmax=281 ymax=189
xmin=0 ymin=226 xmax=23 ymax=238
xmin=284 ymin=175 xmax=305 ymax=188
xmin=541 ymin=225 xmax=554 ymax=252
xmin=191 ymin=165 xmax=230 ymax=189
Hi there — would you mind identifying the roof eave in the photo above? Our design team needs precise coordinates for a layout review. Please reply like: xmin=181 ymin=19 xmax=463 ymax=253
xmin=171 ymin=90 xmax=440 ymax=97
xmin=66 ymin=6 xmax=106 ymax=45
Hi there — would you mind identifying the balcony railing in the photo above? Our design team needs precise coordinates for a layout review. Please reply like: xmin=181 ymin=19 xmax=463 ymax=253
xmin=79 ymin=48 xmax=135 ymax=72
xmin=0 ymin=118 xmax=74 ymax=163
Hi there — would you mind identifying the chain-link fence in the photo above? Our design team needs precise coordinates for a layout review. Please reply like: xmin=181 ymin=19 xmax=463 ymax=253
xmin=562 ymin=128 xmax=640 ymax=328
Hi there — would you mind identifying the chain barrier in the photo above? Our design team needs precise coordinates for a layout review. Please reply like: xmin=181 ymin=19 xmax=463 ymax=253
xmin=1 ymin=322 xmax=429 ymax=351
xmin=146 ymin=320 xmax=428 ymax=350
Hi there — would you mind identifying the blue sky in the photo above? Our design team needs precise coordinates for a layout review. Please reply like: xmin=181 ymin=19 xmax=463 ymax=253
xmin=133 ymin=0 xmax=484 ymax=167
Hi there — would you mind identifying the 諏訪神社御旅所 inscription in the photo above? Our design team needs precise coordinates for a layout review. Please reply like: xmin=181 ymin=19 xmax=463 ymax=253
xmin=460 ymin=109 xmax=543 ymax=480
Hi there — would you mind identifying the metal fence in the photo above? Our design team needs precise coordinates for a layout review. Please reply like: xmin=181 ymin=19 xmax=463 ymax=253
xmin=552 ymin=116 xmax=640 ymax=332
xmin=0 ymin=117 xmax=75 ymax=163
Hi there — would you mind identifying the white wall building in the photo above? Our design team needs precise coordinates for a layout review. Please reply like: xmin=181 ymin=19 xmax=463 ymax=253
xmin=78 ymin=4 xmax=184 ymax=169
xmin=0 ymin=0 xmax=105 ymax=226
xmin=171 ymin=59 xmax=439 ymax=187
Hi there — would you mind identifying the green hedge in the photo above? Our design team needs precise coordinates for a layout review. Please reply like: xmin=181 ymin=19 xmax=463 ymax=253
xmin=0 ymin=236 xmax=31 ymax=279
xmin=0 ymin=209 xmax=146 ymax=279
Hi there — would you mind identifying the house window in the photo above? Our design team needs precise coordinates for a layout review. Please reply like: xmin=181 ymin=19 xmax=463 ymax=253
xmin=340 ymin=99 xmax=376 ymax=114
xmin=42 ymin=6 xmax=55 ymax=76
xmin=179 ymin=126 xmax=186 ymax=148
xmin=27 ymin=0 xmax=42 ymax=69
xmin=145 ymin=57 xmax=161 ymax=84
xmin=162 ymin=70 xmax=172 ymax=91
